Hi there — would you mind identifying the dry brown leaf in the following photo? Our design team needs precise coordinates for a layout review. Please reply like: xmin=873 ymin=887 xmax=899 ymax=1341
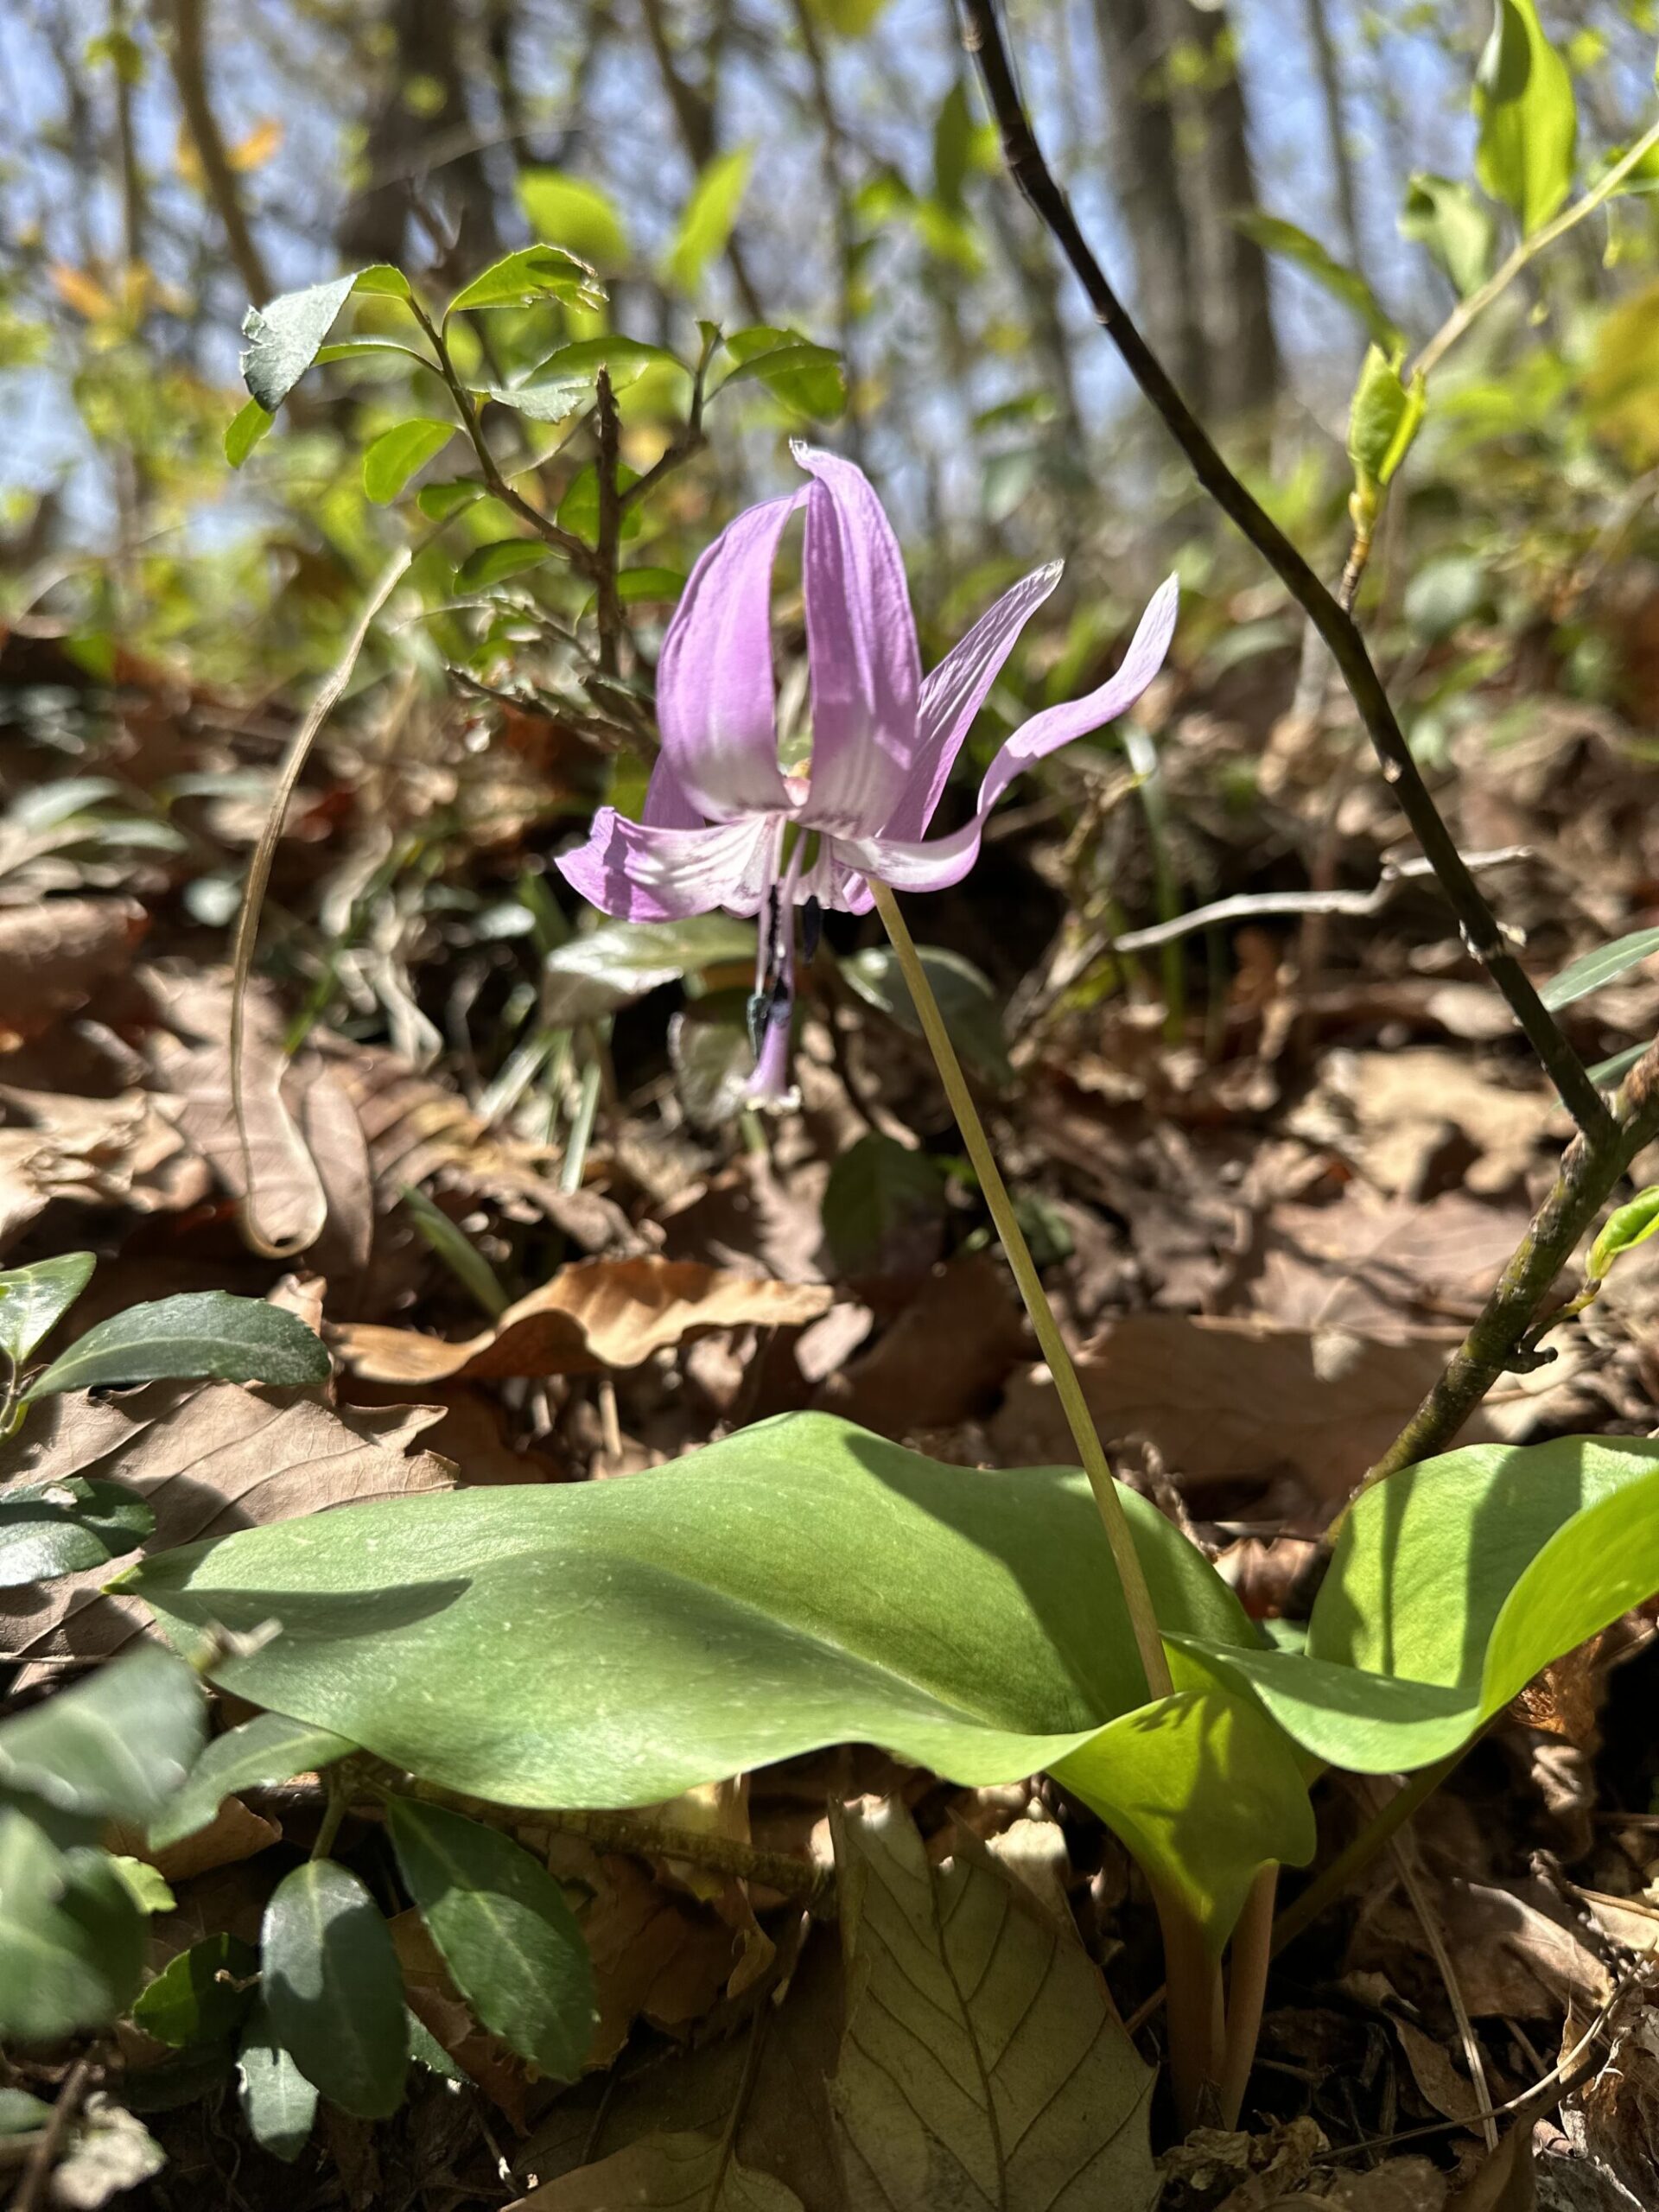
xmin=0 ymin=1381 xmax=453 ymax=1673
xmin=149 ymin=971 xmax=329 ymax=1253
xmin=0 ymin=895 xmax=146 ymax=1045
xmin=988 ymin=1313 xmax=1491 ymax=1498
xmin=536 ymin=1835 xmax=752 ymax=2068
xmin=1313 ymin=1048 xmax=1561 ymax=1199
xmin=811 ymin=1255 xmax=1027 ymax=1437
xmin=334 ymin=1256 xmax=834 ymax=1382
xmin=0 ymin=1085 xmax=206 ymax=1255
xmin=509 ymin=2134 xmax=804 ymax=2212
xmin=1317 ymin=2159 xmax=1452 ymax=2210
xmin=1246 ymin=1187 xmax=1530 ymax=1337
xmin=511 ymin=1925 xmax=846 ymax=2209
xmin=1394 ymin=2014 xmax=1485 ymax=2125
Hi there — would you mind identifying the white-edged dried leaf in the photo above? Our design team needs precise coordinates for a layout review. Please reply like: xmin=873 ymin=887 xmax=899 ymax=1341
xmin=830 ymin=1796 xmax=1158 ymax=2212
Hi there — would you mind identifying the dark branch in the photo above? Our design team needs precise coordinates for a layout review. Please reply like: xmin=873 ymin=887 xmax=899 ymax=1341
xmin=957 ymin=0 xmax=1612 ymax=1149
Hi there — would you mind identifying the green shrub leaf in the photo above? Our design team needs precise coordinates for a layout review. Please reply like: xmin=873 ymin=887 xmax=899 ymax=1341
xmin=362 ymin=418 xmax=455 ymax=504
xmin=0 ymin=1250 xmax=93 ymax=1366
xmin=454 ymin=539 xmax=555 ymax=592
xmin=822 ymin=1135 xmax=948 ymax=1275
xmin=225 ymin=397 xmax=275 ymax=467
xmin=27 ymin=1291 xmax=331 ymax=1399
xmin=386 ymin=1797 xmax=596 ymax=2076
xmin=1234 ymin=213 xmax=1402 ymax=349
xmin=261 ymin=1861 xmax=409 ymax=2120
xmin=1474 ymin=0 xmax=1576 ymax=235
xmin=0 ymin=1477 xmax=153 ymax=1587
xmin=149 ymin=1712 xmax=358 ymax=1852
xmin=542 ymin=915 xmax=754 ymax=1025
xmin=0 ymin=1803 xmax=145 ymax=2041
xmin=841 ymin=945 xmax=1012 ymax=1087
xmin=1401 ymin=173 xmax=1497 ymax=296
xmin=665 ymin=148 xmax=753 ymax=296
xmin=518 ymin=171 xmax=630 ymax=266
xmin=446 ymin=246 xmax=604 ymax=319
xmin=239 ymin=269 xmax=405 ymax=411
xmin=0 ymin=1645 xmax=205 ymax=1825
xmin=238 ymin=1998 xmax=319 ymax=2161
xmin=131 ymin=1933 xmax=260 ymax=2048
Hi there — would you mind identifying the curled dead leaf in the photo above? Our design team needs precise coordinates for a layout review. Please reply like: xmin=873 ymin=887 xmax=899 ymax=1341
xmin=333 ymin=1256 xmax=833 ymax=1382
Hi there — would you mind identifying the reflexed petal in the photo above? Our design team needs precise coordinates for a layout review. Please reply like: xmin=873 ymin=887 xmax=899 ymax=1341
xmin=830 ymin=576 xmax=1179 ymax=902
xmin=792 ymin=443 xmax=922 ymax=836
xmin=657 ymin=491 xmax=804 ymax=821
xmin=884 ymin=561 xmax=1064 ymax=841
xmin=641 ymin=752 xmax=704 ymax=830
xmin=555 ymin=808 xmax=777 ymax=922
xmin=828 ymin=815 xmax=985 ymax=898
xmin=977 ymin=575 xmax=1179 ymax=815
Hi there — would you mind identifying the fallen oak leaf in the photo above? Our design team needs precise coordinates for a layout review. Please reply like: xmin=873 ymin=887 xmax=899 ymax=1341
xmin=508 ymin=2132 xmax=804 ymax=2211
xmin=333 ymin=1256 xmax=834 ymax=1382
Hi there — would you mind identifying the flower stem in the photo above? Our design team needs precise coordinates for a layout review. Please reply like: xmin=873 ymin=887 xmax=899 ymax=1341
xmin=870 ymin=880 xmax=1172 ymax=1700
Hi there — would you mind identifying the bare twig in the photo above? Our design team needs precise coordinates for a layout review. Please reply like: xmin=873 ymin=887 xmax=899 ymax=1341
xmin=163 ymin=0 xmax=272 ymax=307
xmin=406 ymin=297 xmax=600 ymax=574
xmin=1109 ymin=846 xmax=1534 ymax=953
xmin=957 ymin=0 xmax=1611 ymax=1149
xmin=593 ymin=366 xmax=626 ymax=679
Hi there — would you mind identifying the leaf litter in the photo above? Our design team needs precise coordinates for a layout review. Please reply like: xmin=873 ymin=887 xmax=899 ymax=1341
xmin=9 ymin=499 xmax=1659 ymax=2212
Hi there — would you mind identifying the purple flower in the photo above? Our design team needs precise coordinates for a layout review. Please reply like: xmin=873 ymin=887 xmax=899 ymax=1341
xmin=557 ymin=442 xmax=1178 ymax=1097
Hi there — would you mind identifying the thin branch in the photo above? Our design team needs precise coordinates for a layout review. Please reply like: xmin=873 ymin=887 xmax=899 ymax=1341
xmin=13 ymin=2056 xmax=93 ymax=2212
xmin=1109 ymin=846 xmax=1534 ymax=952
xmin=593 ymin=366 xmax=625 ymax=678
xmin=163 ymin=0 xmax=273 ymax=307
xmin=957 ymin=0 xmax=1613 ymax=1149
xmin=406 ymin=296 xmax=600 ymax=575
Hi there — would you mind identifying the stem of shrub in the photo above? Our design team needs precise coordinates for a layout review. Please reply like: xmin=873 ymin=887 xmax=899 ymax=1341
xmin=870 ymin=880 xmax=1172 ymax=1702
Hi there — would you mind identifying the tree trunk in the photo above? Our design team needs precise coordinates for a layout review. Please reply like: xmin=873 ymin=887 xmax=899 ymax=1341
xmin=1158 ymin=0 xmax=1281 ymax=422
xmin=337 ymin=0 xmax=499 ymax=277
xmin=1090 ymin=0 xmax=1210 ymax=413
xmin=165 ymin=0 xmax=273 ymax=306
xmin=1302 ymin=0 xmax=1363 ymax=270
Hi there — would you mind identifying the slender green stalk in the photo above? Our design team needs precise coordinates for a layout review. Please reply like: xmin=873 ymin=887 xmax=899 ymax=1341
xmin=1217 ymin=1864 xmax=1277 ymax=2129
xmin=1410 ymin=116 xmax=1659 ymax=385
xmin=870 ymin=881 xmax=1172 ymax=1700
xmin=1268 ymin=1751 xmax=1464 ymax=1955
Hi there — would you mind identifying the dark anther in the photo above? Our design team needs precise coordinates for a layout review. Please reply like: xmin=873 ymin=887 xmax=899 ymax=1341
xmin=801 ymin=894 xmax=823 ymax=964
xmin=746 ymin=989 xmax=769 ymax=1058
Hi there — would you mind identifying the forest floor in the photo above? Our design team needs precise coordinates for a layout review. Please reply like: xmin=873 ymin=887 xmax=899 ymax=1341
xmin=5 ymin=586 xmax=1659 ymax=2212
